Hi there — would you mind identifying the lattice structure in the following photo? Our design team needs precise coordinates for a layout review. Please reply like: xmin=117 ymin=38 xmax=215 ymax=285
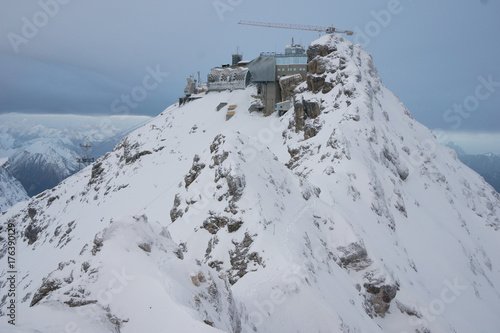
xmin=207 ymin=67 xmax=250 ymax=91
xmin=238 ymin=20 xmax=353 ymax=35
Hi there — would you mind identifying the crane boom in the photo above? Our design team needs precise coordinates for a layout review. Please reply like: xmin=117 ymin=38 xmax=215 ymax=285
xmin=238 ymin=20 xmax=353 ymax=36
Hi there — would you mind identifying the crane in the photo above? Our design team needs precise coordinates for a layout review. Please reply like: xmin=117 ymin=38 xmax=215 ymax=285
xmin=238 ymin=20 xmax=354 ymax=36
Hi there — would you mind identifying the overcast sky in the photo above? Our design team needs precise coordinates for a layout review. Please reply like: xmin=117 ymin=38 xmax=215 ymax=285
xmin=1 ymin=0 xmax=499 ymax=153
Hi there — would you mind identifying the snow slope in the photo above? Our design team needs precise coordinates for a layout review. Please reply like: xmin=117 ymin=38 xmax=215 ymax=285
xmin=1 ymin=35 xmax=499 ymax=332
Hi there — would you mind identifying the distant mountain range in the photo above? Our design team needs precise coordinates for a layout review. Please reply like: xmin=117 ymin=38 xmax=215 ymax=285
xmin=0 ymin=113 xmax=151 ymax=197
xmin=0 ymin=161 xmax=29 ymax=212
xmin=447 ymin=142 xmax=500 ymax=193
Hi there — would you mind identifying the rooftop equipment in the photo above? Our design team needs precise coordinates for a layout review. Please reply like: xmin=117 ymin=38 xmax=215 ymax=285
xmin=184 ymin=76 xmax=196 ymax=96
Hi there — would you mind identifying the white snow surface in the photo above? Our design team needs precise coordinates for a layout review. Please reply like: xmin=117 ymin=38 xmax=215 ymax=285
xmin=0 ymin=34 xmax=499 ymax=332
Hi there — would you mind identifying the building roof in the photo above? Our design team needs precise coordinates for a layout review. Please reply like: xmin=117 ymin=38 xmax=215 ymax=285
xmin=247 ymin=55 xmax=276 ymax=82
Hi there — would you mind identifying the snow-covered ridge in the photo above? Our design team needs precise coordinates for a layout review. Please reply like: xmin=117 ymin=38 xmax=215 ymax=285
xmin=0 ymin=35 xmax=499 ymax=332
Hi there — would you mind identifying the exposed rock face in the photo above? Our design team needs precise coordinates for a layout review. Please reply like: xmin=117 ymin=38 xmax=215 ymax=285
xmin=228 ymin=232 xmax=263 ymax=284
xmin=279 ymin=74 xmax=303 ymax=102
xmin=292 ymin=35 xmax=361 ymax=138
xmin=293 ymin=97 xmax=321 ymax=132
xmin=292 ymin=40 xmax=340 ymax=136
xmin=363 ymin=282 xmax=399 ymax=317
xmin=184 ymin=154 xmax=206 ymax=188
xmin=202 ymin=214 xmax=243 ymax=235
xmin=307 ymin=43 xmax=337 ymax=61
xmin=306 ymin=75 xmax=326 ymax=93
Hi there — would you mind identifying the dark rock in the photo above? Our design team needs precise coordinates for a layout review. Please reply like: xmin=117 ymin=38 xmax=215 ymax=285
xmin=138 ymin=243 xmax=151 ymax=253
xmin=279 ymin=74 xmax=303 ymax=101
xmin=363 ymin=282 xmax=399 ymax=317
xmin=24 ymin=223 xmax=41 ymax=245
xmin=210 ymin=134 xmax=225 ymax=154
xmin=89 ymin=162 xmax=104 ymax=185
xmin=211 ymin=151 xmax=229 ymax=168
xmin=288 ymin=147 xmax=300 ymax=158
xmin=293 ymin=97 xmax=321 ymax=132
xmin=303 ymin=99 xmax=321 ymax=119
xmin=208 ymin=260 xmax=224 ymax=271
xmin=82 ymin=262 xmax=90 ymax=273
xmin=309 ymin=58 xmax=327 ymax=75
xmin=65 ymin=299 xmax=98 ymax=308
xmin=202 ymin=214 xmax=244 ymax=235
xmin=309 ymin=59 xmax=318 ymax=74
xmin=337 ymin=243 xmax=370 ymax=270
xmin=173 ymin=247 xmax=184 ymax=260
xmin=229 ymin=233 xmax=263 ymax=284
xmin=307 ymin=75 xmax=326 ymax=94
xmin=28 ymin=208 xmax=37 ymax=220
xmin=307 ymin=43 xmax=336 ymax=62
xmin=227 ymin=220 xmax=244 ymax=233
xmin=47 ymin=196 xmax=59 ymax=207
xmin=226 ymin=173 xmax=245 ymax=202
xmin=185 ymin=155 xmax=206 ymax=188
xmin=170 ymin=194 xmax=184 ymax=222
xmin=293 ymin=99 xmax=305 ymax=131
xmin=30 ymin=278 xmax=62 ymax=306
xmin=125 ymin=150 xmax=152 ymax=164
xmin=91 ymin=233 xmax=104 ymax=255
xmin=304 ymin=124 xmax=318 ymax=140
xmin=322 ymin=81 xmax=334 ymax=94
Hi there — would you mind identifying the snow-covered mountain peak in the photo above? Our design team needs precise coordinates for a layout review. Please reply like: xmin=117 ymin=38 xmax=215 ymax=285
xmin=1 ymin=35 xmax=499 ymax=332
xmin=0 ymin=164 xmax=29 ymax=212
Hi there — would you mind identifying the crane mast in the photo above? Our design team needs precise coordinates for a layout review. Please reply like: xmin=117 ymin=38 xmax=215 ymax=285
xmin=238 ymin=20 xmax=353 ymax=36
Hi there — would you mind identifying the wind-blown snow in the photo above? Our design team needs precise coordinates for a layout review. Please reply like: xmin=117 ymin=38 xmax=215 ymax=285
xmin=0 ymin=35 xmax=499 ymax=333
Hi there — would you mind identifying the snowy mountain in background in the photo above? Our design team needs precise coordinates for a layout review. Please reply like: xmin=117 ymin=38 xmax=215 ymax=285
xmin=447 ymin=142 xmax=500 ymax=193
xmin=0 ymin=161 xmax=29 ymax=212
xmin=0 ymin=114 xmax=151 ymax=196
xmin=1 ymin=35 xmax=499 ymax=333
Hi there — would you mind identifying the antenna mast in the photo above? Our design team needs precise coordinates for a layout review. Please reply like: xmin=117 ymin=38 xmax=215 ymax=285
xmin=76 ymin=142 xmax=95 ymax=170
